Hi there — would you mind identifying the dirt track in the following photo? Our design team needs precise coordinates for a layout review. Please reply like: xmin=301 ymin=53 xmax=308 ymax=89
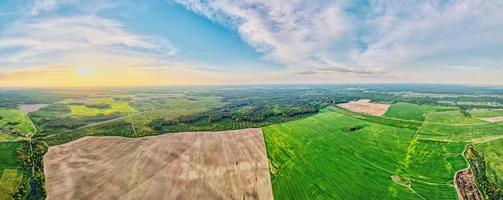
xmin=337 ymin=99 xmax=390 ymax=116
xmin=44 ymin=128 xmax=273 ymax=200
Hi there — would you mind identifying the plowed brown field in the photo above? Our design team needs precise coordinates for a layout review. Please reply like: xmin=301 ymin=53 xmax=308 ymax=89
xmin=337 ymin=99 xmax=390 ymax=116
xmin=44 ymin=128 xmax=273 ymax=200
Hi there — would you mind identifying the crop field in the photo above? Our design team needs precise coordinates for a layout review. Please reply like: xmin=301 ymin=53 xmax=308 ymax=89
xmin=0 ymin=142 xmax=23 ymax=200
xmin=417 ymin=121 xmax=503 ymax=143
xmin=0 ymin=108 xmax=37 ymax=135
xmin=0 ymin=169 xmax=23 ymax=200
xmin=68 ymin=98 xmax=135 ymax=116
xmin=0 ymin=133 xmax=17 ymax=141
xmin=336 ymin=99 xmax=390 ymax=116
xmin=424 ymin=111 xmax=486 ymax=124
xmin=475 ymin=140 xmax=503 ymax=188
xmin=44 ymin=129 xmax=273 ymax=200
xmin=263 ymin=108 xmax=462 ymax=199
xmin=470 ymin=109 xmax=503 ymax=118
xmin=262 ymin=104 xmax=489 ymax=199
xmin=384 ymin=102 xmax=455 ymax=121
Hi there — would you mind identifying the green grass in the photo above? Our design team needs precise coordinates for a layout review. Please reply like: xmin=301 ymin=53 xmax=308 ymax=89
xmin=0 ymin=108 xmax=37 ymax=135
xmin=384 ymin=103 xmax=454 ymax=121
xmin=68 ymin=98 xmax=135 ymax=116
xmin=331 ymin=106 xmax=423 ymax=130
xmin=475 ymin=140 xmax=503 ymax=188
xmin=263 ymin=108 xmax=465 ymax=199
xmin=425 ymin=111 xmax=486 ymax=124
xmin=470 ymin=109 xmax=503 ymax=118
xmin=0 ymin=133 xmax=17 ymax=141
xmin=0 ymin=169 xmax=23 ymax=200
xmin=417 ymin=121 xmax=503 ymax=142
xmin=0 ymin=142 xmax=23 ymax=200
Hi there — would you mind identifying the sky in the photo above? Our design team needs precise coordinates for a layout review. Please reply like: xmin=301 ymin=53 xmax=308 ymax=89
xmin=0 ymin=0 xmax=502 ymax=87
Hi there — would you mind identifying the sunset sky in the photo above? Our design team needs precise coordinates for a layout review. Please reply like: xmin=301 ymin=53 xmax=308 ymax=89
xmin=0 ymin=0 xmax=502 ymax=87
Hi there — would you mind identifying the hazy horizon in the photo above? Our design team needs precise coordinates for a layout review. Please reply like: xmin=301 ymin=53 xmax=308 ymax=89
xmin=1 ymin=0 xmax=502 ymax=87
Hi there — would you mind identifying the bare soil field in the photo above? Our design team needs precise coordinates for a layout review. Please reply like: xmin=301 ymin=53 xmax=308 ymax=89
xmin=480 ymin=116 xmax=503 ymax=123
xmin=455 ymin=168 xmax=482 ymax=200
xmin=44 ymin=128 xmax=273 ymax=200
xmin=337 ymin=99 xmax=390 ymax=116
xmin=17 ymin=104 xmax=49 ymax=112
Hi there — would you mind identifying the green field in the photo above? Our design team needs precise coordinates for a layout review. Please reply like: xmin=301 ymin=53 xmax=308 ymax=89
xmin=417 ymin=121 xmax=503 ymax=143
xmin=475 ymin=140 xmax=503 ymax=188
xmin=470 ymin=109 xmax=503 ymax=118
xmin=68 ymin=98 xmax=135 ymax=116
xmin=0 ymin=142 xmax=23 ymax=200
xmin=384 ymin=102 xmax=454 ymax=121
xmin=263 ymin=107 xmax=468 ymax=199
xmin=0 ymin=133 xmax=17 ymax=141
xmin=0 ymin=108 xmax=37 ymax=136
xmin=424 ymin=111 xmax=486 ymax=124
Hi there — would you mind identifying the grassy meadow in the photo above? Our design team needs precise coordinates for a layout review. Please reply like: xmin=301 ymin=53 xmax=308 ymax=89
xmin=0 ymin=142 xmax=23 ymax=200
xmin=0 ymin=108 xmax=37 ymax=136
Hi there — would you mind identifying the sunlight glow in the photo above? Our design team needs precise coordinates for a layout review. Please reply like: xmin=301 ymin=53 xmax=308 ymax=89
xmin=75 ymin=67 xmax=95 ymax=77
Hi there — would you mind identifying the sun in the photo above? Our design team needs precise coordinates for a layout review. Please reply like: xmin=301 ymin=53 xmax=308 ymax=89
xmin=75 ymin=67 xmax=95 ymax=77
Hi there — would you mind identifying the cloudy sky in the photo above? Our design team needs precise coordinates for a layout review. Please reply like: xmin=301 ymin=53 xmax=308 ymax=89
xmin=0 ymin=0 xmax=502 ymax=87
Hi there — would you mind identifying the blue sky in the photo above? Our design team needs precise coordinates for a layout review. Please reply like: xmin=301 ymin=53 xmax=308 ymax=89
xmin=0 ymin=0 xmax=502 ymax=87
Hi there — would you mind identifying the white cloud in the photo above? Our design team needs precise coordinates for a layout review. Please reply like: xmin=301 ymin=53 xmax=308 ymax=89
xmin=31 ymin=0 xmax=78 ymax=15
xmin=355 ymin=0 xmax=503 ymax=69
xmin=175 ymin=0 xmax=352 ymax=68
xmin=0 ymin=15 xmax=175 ymax=63
xmin=175 ymin=0 xmax=503 ymax=81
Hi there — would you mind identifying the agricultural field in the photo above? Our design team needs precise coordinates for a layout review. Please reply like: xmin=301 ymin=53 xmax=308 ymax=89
xmin=0 ymin=142 xmax=23 ymax=200
xmin=424 ymin=111 xmax=486 ymax=124
xmin=470 ymin=109 xmax=503 ymax=123
xmin=417 ymin=120 xmax=503 ymax=143
xmin=384 ymin=102 xmax=455 ymax=121
xmin=0 ymin=133 xmax=16 ymax=141
xmin=17 ymin=104 xmax=49 ymax=113
xmin=1 ymin=85 xmax=503 ymax=200
xmin=67 ymin=98 xmax=135 ymax=116
xmin=44 ymin=129 xmax=272 ymax=200
xmin=336 ymin=99 xmax=390 ymax=116
xmin=263 ymin=107 xmax=469 ymax=199
xmin=0 ymin=108 xmax=37 ymax=137
xmin=474 ymin=140 xmax=503 ymax=189
xmin=470 ymin=109 xmax=503 ymax=118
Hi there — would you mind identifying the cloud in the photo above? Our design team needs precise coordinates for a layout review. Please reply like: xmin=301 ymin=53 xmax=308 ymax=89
xmin=0 ymin=66 xmax=68 ymax=80
xmin=174 ymin=0 xmax=351 ymax=68
xmin=295 ymin=70 xmax=317 ymax=75
xmin=354 ymin=0 xmax=503 ymax=69
xmin=175 ymin=0 xmax=503 ymax=81
xmin=0 ymin=15 xmax=175 ymax=63
xmin=31 ymin=0 xmax=78 ymax=15
xmin=318 ymin=66 xmax=381 ymax=75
